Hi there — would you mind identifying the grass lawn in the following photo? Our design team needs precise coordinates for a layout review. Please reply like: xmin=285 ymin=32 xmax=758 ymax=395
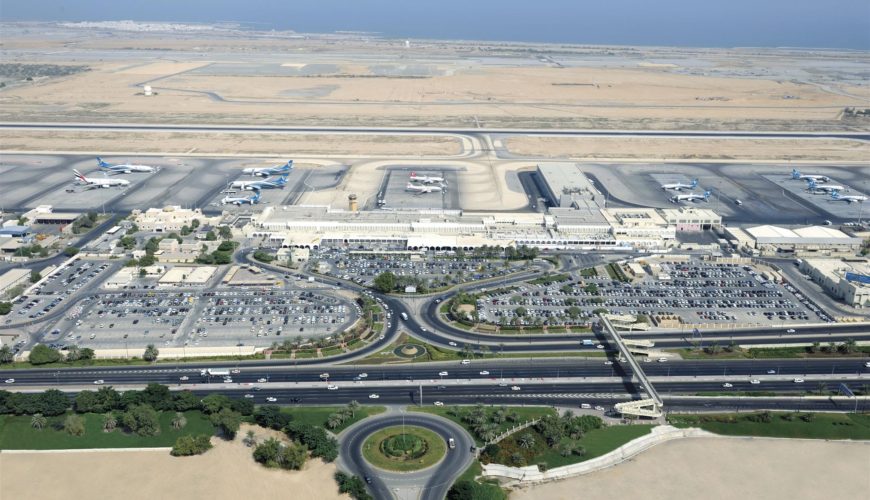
xmin=361 ymin=425 xmax=447 ymax=472
xmin=672 ymin=346 xmax=870 ymax=360
xmin=451 ymin=461 xmax=507 ymax=500
xmin=669 ymin=412 xmax=870 ymax=440
xmin=294 ymin=350 xmax=317 ymax=359
xmin=410 ymin=405 xmax=557 ymax=446
xmin=280 ymin=405 xmax=386 ymax=433
xmin=0 ymin=411 xmax=214 ymax=450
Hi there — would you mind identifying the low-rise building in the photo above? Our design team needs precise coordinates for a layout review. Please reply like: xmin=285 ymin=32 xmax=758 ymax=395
xmin=735 ymin=225 xmax=862 ymax=257
xmin=157 ymin=266 xmax=217 ymax=287
xmin=131 ymin=206 xmax=219 ymax=233
xmin=0 ymin=268 xmax=31 ymax=297
xmin=799 ymin=258 xmax=870 ymax=307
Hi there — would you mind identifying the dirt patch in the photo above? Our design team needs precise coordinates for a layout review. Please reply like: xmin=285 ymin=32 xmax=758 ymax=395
xmin=510 ymin=437 xmax=870 ymax=500
xmin=0 ymin=424 xmax=348 ymax=500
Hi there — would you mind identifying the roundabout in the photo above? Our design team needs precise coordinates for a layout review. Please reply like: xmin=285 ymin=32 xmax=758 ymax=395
xmin=339 ymin=412 xmax=475 ymax=500
xmin=362 ymin=425 xmax=447 ymax=472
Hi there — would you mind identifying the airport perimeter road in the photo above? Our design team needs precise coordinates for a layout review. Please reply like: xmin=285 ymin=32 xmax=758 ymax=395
xmin=339 ymin=412 xmax=474 ymax=500
xmin=3 ymin=358 xmax=868 ymax=387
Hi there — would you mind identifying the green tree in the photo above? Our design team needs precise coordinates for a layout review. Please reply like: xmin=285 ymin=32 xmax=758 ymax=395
xmin=142 ymin=344 xmax=159 ymax=362
xmin=138 ymin=254 xmax=156 ymax=267
xmin=63 ymin=246 xmax=80 ymax=257
xmin=0 ymin=344 xmax=13 ymax=363
xmin=205 ymin=230 xmax=217 ymax=241
xmin=0 ymin=302 xmax=12 ymax=316
xmin=30 ymin=413 xmax=47 ymax=430
xmin=515 ymin=306 xmax=527 ymax=317
xmin=217 ymin=226 xmax=232 ymax=240
xmin=372 ymin=271 xmax=397 ymax=293
xmin=30 ymin=271 xmax=42 ymax=283
xmin=171 ymin=434 xmax=213 ymax=456
xmin=122 ymin=404 xmax=161 ymax=436
xmin=518 ymin=432 xmax=536 ymax=449
xmin=29 ymin=344 xmax=63 ymax=365
xmin=253 ymin=437 xmax=282 ymax=467
xmin=79 ymin=347 xmax=95 ymax=360
xmin=200 ymin=394 xmax=231 ymax=414
xmin=209 ymin=408 xmax=242 ymax=439
xmin=64 ymin=414 xmax=86 ymax=436
xmin=243 ymin=429 xmax=257 ymax=447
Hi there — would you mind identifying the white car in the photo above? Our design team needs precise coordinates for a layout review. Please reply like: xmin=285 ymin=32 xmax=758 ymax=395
xmin=438 ymin=371 xmax=449 ymax=377
xmin=596 ymin=344 xmax=605 ymax=349
xmin=722 ymin=383 xmax=733 ymax=388
xmin=358 ymin=373 xmax=368 ymax=378
xmin=767 ymin=369 xmax=776 ymax=374
xmin=179 ymin=376 xmax=189 ymax=381
xmin=448 ymin=341 xmax=458 ymax=347
xmin=594 ymin=405 xmax=605 ymax=412
xmin=266 ymin=397 xmax=277 ymax=402
xmin=604 ymin=361 xmax=614 ymax=366
xmin=420 ymin=327 xmax=427 ymax=332
xmin=434 ymin=401 xmax=444 ymax=407
xmin=460 ymin=359 xmax=470 ymax=365
xmin=786 ymin=329 xmax=796 ymax=333
xmin=479 ymin=371 xmax=490 ymax=376
xmin=369 ymin=394 xmax=380 ymax=399
xmin=244 ymin=394 xmax=255 ymax=399
xmin=580 ymin=403 xmax=592 ymax=409
xmin=257 ymin=378 xmax=268 ymax=383
xmin=793 ymin=378 xmax=805 ymax=383
xmin=4 ymin=378 xmax=14 ymax=384
xmin=511 ymin=386 xmax=521 ymax=391
xmin=657 ymin=358 xmax=668 ymax=362
xmin=231 ymin=369 xmax=241 ymax=374
xmin=327 ymin=384 xmax=338 ymax=390
xmin=750 ymin=379 xmax=761 ymax=385
xmin=379 ymin=335 xmax=385 ymax=340
xmin=93 ymin=379 xmax=104 ymax=385
xmin=223 ymin=378 xmax=233 ymax=383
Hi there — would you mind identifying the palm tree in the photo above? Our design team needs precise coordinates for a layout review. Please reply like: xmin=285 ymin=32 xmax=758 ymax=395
xmin=347 ymin=400 xmax=360 ymax=418
xmin=518 ymin=432 xmax=536 ymax=449
xmin=102 ymin=412 xmax=117 ymax=432
xmin=171 ymin=412 xmax=187 ymax=430
xmin=326 ymin=413 xmax=343 ymax=430
xmin=31 ymin=413 xmax=47 ymax=430
xmin=0 ymin=345 xmax=14 ymax=364
xmin=558 ymin=442 xmax=575 ymax=457
xmin=243 ymin=429 xmax=257 ymax=447
xmin=816 ymin=382 xmax=827 ymax=396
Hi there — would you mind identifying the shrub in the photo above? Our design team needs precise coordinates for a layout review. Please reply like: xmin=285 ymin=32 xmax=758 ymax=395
xmin=171 ymin=434 xmax=213 ymax=456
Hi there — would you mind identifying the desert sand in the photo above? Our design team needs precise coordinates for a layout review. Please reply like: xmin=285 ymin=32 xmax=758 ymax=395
xmin=0 ymin=424 xmax=349 ymax=500
xmin=510 ymin=437 xmax=870 ymax=500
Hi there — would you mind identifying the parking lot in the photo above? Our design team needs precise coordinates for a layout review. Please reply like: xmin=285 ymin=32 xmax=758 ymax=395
xmin=40 ymin=287 xmax=358 ymax=352
xmin=310 ymin=248 xmax=527 ymax=290
xmin=474 ymin=260 xmax=828 ymax=328
xmin=7 ymin=260 xmax=114 ymax=322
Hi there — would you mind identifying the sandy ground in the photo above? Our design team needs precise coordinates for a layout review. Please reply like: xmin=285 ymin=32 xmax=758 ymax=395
xmin=0 ymin=131 xmax=462 ymax=157
xmin=510 ymin=437 xmax=870 ymax=500
xmin=1 ymin=34 xmax=867 ymax=130
xmin=506 ymin=136 xmax=870 ymax=162
xmin=0 ymin=424 xmax=349 ymax=500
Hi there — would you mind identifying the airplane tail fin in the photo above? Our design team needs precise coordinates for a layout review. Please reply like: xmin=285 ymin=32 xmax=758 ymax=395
xmin=792 ymin=169 xmax=800 ymax=179
xmin=284 ymin=160 xmax=294 ymax=170
xmin=831 ymin=190 xmax=840 ymax=198
xmin=410 ymin=172 xmax=417 ymax=178
xmin=73 ymin=169 xmax=87 ymax=181
xmin=96 ymin=157 xmax=109 ymax=168
xmin=252 ymin=192 xmax=261 ymax=203
xmin=703 ymin=190 xmax=712 ymax=199
xmin=691 ymin=179 xmax=698 ymax=187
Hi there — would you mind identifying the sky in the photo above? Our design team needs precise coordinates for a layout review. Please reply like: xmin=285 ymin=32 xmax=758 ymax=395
xmin=2 ymin=0 xmax=869 ymax=49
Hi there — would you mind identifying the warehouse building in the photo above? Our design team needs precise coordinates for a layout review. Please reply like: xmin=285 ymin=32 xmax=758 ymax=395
xmin=727 ymin=225 xmax=862 ymax=257
xmin=0 ymin=268 xmax=31 ymax=297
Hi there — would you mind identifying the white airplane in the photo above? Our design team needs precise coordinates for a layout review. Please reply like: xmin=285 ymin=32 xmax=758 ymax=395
xmin=660 ymin=178 xmax=698 ymax=191
xmin=830 ymin=190 xmax=867 ymax=204
xmin=242 ymin=160 xmax=293 ymax=177
xmin=230 ymin=175 xmax=288 ymax=191
xmin=73 ymin=169 xmax=130 ymax=189
xmin=409 ymin=172 xmax=445 ymax=185
xmin=221 ymin=191 xmax=261 ymax=206
xmin=806 ymin=179 xmax=845 ymax=193
xmin=792 ymin=168 xmax=829 ymax=182
xmin=406 ymin=182 xmax=442 ymax=194
xmin=670 ymin=190 xmax=711 ymax=203
xmin=97 ymin=157 xmax=155 ymax=174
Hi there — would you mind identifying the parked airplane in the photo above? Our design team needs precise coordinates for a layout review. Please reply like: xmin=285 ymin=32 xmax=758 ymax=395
xmin=230 ymin=175 xmax=288 ymax=191
xmin=830 ymin=190 xmax=867 ymax=204
xmin=791 ymin=168 xmax=829 ymax=182
xmin=406 ymin=182 xmax=443 ymax=194
xmin=670 ymin=190 xmax=711 ymax=203
xmin=242 ymin=160 xmax=293 ymax=177
xmin=409 ymin=172 xmax=445 ymax=185
xmin=660 ymin=178 xmax=698 ymax=191
xmin=221 ymin=191 xmax=261 ymax=206
xmin=73 ymin=169 xmax=130 ymax=189
xmin=97 ymin=157 xmax=155 ymax=174
xmin=806 ymin=179 xmax=845 ymax=193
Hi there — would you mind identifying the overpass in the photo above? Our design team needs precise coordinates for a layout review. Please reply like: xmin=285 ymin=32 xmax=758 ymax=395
xmin=599 ymin=315 xmax=663 ymax=418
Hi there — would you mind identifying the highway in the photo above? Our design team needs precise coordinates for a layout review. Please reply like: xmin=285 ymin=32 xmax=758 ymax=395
xmin=339 ymin=413 xmax=474 ymax=500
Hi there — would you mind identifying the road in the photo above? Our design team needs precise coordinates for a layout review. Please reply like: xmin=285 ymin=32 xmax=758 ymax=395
xmin=339 ymin=412 xmax=475 ymax=500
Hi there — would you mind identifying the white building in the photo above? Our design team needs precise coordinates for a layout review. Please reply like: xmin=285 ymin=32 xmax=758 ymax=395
xmin=731 ymin=225 xmax=862 ymax=257
xmin=0 ymin=268 xmax=31 ymax=297
xmin=132 ymin=206 xmax=219 ymax=233
xmin=799 ymin=259 xmax=870 ymax=306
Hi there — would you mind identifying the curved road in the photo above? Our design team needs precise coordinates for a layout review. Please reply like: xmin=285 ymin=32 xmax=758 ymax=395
xmin=339 ymin=412 xmax=475 ymax=500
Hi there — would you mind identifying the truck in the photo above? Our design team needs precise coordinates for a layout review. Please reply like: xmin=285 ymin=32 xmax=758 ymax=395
xmin=200 ymin=368 xmax=230 ymax=377
xmin=400 ymin=312 xmax=409 ymax=321
xmin=581 ymin=339 xmax=594 ymax=346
